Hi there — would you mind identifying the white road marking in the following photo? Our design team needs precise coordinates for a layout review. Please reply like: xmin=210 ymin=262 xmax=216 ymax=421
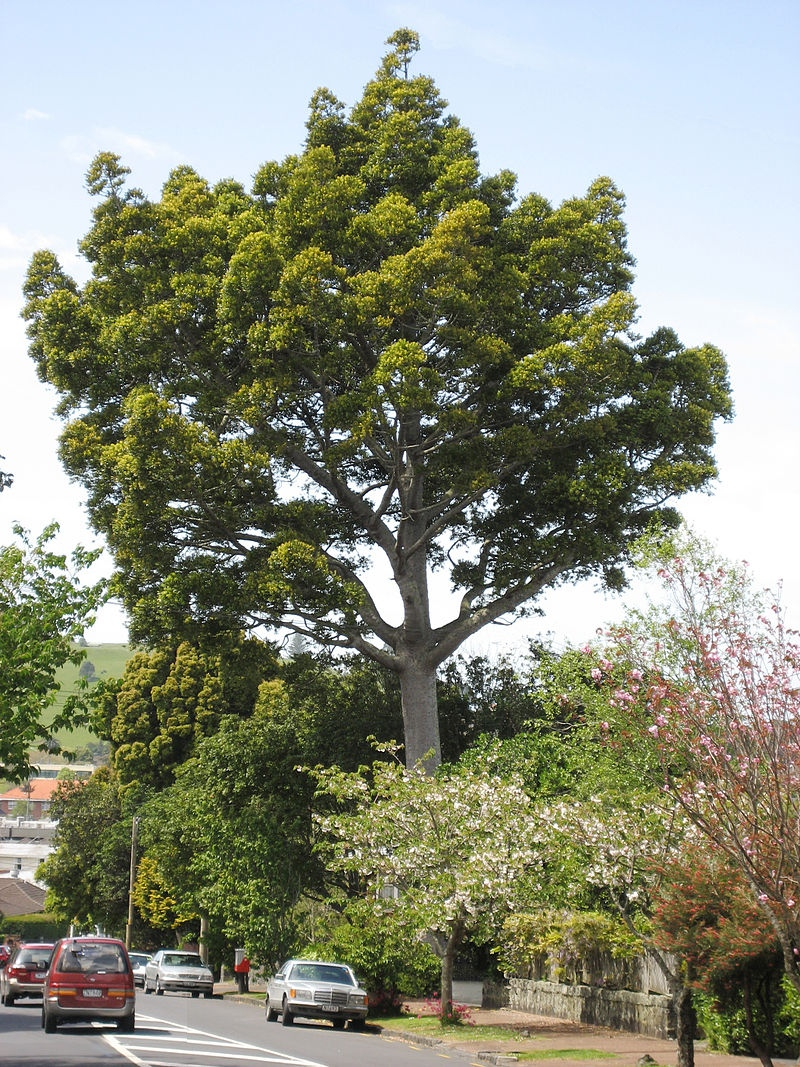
xmin=102 ymin=1012 xmax=328 ymax=1067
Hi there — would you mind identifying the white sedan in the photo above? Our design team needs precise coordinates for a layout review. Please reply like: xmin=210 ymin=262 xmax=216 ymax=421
xmin=266 ymin=959 xmax=368 ymax=1029
xmin=128 ymin=951 xmax=152 ymax=988
xmin=144 ymin=949 xmax=214 ymax=998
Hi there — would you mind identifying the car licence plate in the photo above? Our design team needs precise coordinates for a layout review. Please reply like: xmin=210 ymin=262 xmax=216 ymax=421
xmin=319 ymin=1004 xmax=339 ymax=1012
xmin=83 ymin=988 xmax=103 ymax=997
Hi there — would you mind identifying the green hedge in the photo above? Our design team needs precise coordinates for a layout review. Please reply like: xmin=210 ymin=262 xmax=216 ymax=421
xmin=0 ymin=913 xmax=69 ymax=943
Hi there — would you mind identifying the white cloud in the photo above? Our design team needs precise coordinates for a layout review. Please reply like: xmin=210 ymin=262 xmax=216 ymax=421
xmin=60 ymin=128 xmax=178 ymax=166
xmin=21 ymin=108 xmax=50 ymax=121
xmin=0 ymin=224 xmax=59 ymax=271
xmin=387 ymin=4 xmax=534 ymax=68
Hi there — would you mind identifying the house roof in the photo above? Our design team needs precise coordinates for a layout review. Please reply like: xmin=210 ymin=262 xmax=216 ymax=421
xmin=0 ymin=877 xmax=47 ymax=916
xmin=0 ymin=779 xmax=62 ymax=803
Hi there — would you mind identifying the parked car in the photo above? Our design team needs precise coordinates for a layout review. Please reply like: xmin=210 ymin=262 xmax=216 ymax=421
xmin=128 ymin=951 xmax=152 ymax=988
xmin=0 ymin=942 xmax=54 ymax=1006
xmin=144 ymin=949 xmax=214 ymax=998
xmin=265 ymin=959 xmax=368 ymax=1029
xmin=0 ymin=945 xmax=11 ymax=969
xmin=41 ymin=936 xmax=135 ymax=1032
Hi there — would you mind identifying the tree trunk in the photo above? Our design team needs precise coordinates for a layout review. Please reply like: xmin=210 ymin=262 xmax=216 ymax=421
xmin=398 ymin=658 xmax=441 ymax=770
xmin=440 ymin=918 xmax=466 ymax=1021
xmin=743 ymin=976 xmax=774 ymax=1067
xmin=672 ymin=979 xmax=695 ymax=1067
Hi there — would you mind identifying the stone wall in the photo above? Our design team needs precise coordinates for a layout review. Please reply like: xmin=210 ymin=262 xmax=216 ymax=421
xmin=505 ymin=978 xmax=675 ymax=1039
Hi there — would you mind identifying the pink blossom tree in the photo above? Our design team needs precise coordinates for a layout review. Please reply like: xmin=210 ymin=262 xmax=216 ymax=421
xmin=599 ymin=534 xmax=800 ymax=993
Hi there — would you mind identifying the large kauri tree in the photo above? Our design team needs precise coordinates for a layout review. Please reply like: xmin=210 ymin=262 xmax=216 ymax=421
xmin=22 ymin=29 xmax=731 ymax=767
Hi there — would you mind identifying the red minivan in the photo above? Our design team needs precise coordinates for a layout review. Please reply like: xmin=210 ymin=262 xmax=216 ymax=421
xmin=42 ymin=936 xmax=135 ymax=1032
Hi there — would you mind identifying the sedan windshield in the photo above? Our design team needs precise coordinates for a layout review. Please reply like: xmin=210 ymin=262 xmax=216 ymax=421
xmin=290 ymin=963 xmax=354 ymax=984
xmin=162 ymin=953 xmax=204 ymax=968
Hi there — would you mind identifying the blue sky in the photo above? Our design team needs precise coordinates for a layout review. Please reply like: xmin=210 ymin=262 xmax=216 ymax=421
xmin=1 ymin=0 xmax=798 ymax=647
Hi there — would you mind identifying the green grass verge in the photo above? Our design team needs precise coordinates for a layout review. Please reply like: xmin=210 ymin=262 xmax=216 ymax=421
xmin=515 ymin=1052 xmax=618 ymax=1061
xmin=381 ymin=1013 xmax=525 ymax=1041
xmin=381 ymin=1014 xmax=620 ymax=1059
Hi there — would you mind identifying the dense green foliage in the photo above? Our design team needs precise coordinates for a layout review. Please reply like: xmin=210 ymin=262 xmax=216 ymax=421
xmin=22 ymin=29 xmax=731 ymax=767
xmin=306 ymin=898 xmax=440 ymax=1013
xmin=90 ymin=635 xmax=278 ymax=789
xmin=0 ymin=914 xmax=67 ymax=942
xmin=36 ymin=769 xmax=130 ymax=934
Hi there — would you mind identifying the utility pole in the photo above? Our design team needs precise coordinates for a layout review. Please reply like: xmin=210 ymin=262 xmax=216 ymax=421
xmin=125 ymin=816 xmax=140 ymax=950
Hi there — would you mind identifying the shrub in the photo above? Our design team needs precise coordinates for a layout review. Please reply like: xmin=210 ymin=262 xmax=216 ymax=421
xmin=497 ymin=910 xmax=641 ymax=985
xmin=305 ymin=898 xmax=439 ymax=1014
xmin=0 ymin=913 xmax=67 ymax=943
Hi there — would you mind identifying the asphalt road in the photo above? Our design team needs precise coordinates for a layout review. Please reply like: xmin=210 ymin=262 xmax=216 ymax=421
xmin=0 ymin=988 xmax=478 ymax=1067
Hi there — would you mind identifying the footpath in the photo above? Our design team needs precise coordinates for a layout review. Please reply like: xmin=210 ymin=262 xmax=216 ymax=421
xmin=220 ymin=980 xmax=791 ymax=1067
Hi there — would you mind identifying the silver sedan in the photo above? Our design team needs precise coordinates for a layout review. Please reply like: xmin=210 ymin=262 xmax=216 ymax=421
xmin=144 ymin=950 xmax=214 ymax=998
xmin=266 ymin=959 xmax=368 ymax=1029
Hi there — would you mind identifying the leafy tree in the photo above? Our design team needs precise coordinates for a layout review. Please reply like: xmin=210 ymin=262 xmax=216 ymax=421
xmin=475 ymin=640 xmax=700 ymax=1066
xmin=311 ymin=744 xmax=544 ymax=1021
xmin=91 ymin=634 xmax=278 ymax=789
xmin=37 ymin=769 xmax=131 ymax=934
xmin=22 ymin=30 xmax=732 ymax=769
xmin=305 ymin=897 xmax=440 ymax=1013
xmin=0 ymin=456 xmax=11 ymax=493
xmin=653 ymin=840 xmax=785 ymax=1067
xmin=0 ymin=523 xmax=106 ymax=781
xmin=139 ymin=682 xmax=326 ymax=971
xmin=131 ymin=854 xmax=196 ymax=943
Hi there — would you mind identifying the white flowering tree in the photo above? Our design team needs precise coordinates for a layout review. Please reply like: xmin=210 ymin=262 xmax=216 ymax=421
xmin=537 ymin=792 xmax=698 ymax=1067
xmin=311 ymin=744 xmax=543 ymax=1020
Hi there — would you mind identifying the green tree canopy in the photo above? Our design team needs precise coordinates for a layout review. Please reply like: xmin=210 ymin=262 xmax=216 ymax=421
xmin=22 ymin=29 xmax=732 ymax=768
xmin=37 ymin=769 xmax=130 ymax=934
xmin=0 ymin=523 xmax=106 ymax=781
xmin=91 ymin=634 xmax=279 ymax=790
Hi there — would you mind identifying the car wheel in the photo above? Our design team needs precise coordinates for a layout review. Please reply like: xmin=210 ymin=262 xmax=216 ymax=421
xmin=204 ymin=991 xmax=213 ymax=999
xmin=281 ymin=998 xmax=294 ymax=1026
xmin=349 ymin=1017 xmax=366 ymax=1031
xmin=265 ymin=997 xmax=279 ymax=1022
xmin=332 ymin=1017 xmax=346 ymax=1030
xmin=4 ymin=994 xmax=14 ymax=1008
xmin=43 ymin=1009 xmax=57 ymax=1033
xmin=144 ymin=979 xmax=151 ymax=994
xmin=192 ymin=991 xmax=199 ymax=998
xmin=117 ymin=1013 xmax=135 ymax=1032
xmin=155 ymin=979 xmax=164 ymax=996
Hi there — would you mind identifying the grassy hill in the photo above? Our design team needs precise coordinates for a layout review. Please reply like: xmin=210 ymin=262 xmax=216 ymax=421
xmin=0 ymin=645 xmax=133 ymax=792
xmin=44 ymin=643 xmax=133 ymax=749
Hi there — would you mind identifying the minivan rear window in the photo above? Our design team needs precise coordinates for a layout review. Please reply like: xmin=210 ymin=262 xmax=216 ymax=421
xmin=15 ymin=948 xmax=52 ymax=969
xmin=57 ymin=942 xmax=129 ymax=974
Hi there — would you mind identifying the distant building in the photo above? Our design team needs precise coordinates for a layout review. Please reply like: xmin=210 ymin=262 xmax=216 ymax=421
xmin=0 ymin=779 xmax=62 ymax=820
xmin=0 ymin=765 xmax=96 ymax=890
xmin=0 ymin=820 xmax=57 ymax=884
